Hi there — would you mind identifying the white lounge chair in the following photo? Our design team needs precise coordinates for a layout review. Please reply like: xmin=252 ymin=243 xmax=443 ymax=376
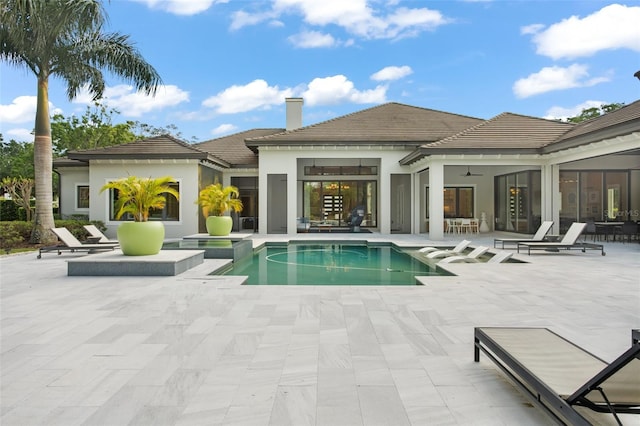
xmin=437 ymin=246 xmax=489 ymax=264
xmin=494 ymin=221 xmax=554 ymax=248
xmin=38 ymin=227 xmax=118 ymax=259
xmin=83 ymin=224 xmax=118 ymax=243
xmin=426 ymin=240 xmax=476 ymax=259
xmin=517 ymin=223 xmax=605 ymax=256
xmin=486 ymin=251 xmax=513 ymax=264
xmin=419 ymin=239 xmax=471 ymax=256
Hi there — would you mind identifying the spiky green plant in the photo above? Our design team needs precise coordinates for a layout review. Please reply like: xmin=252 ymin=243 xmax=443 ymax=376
xmin=196 ymin=183 xmax=243 ymax=217
xmin=100 ymin=176 xmax=179 ymax=222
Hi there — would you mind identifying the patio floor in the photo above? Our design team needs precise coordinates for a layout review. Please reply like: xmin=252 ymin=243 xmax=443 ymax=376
xmin=1 ymin=232 xmax=638 ymax=425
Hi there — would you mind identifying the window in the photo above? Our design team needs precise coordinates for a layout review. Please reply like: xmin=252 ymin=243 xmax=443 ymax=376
xmin=76 ymin=185 xmax=89 ymax=209
xmin=426 ymin=186 xmax=475 ymax=218
xmin=108 ymin=182 xmax=180 ymax=221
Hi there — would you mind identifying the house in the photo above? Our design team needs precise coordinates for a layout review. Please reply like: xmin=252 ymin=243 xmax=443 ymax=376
xmin=55 ymin=98 xmax=640 ymax=239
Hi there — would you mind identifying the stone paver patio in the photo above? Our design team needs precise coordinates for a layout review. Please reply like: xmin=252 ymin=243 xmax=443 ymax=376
xmin=1 ymin=233 xmax=638 ymax=425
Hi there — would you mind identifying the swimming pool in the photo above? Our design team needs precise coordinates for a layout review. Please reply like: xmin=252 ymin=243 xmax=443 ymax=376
xmin=218 ymin=242 xmax=452 ymax=285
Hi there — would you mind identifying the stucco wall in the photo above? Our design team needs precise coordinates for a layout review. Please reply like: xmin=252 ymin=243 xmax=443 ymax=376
xmin=57 ymin=167 xmax=90 ymax=218
xmin=88 ymin=160 xmax=201 ymax=239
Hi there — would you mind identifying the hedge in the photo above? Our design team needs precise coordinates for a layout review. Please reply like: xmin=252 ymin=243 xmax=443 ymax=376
xmin=0 ymin=219 xmax=106 ymax=253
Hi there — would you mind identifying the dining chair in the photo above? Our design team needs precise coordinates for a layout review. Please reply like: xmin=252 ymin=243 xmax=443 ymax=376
xmin=445 ymin=218 xmax=458 ymax=234
xmin=469 ymin=218 xmax=479 ymax=234
xmin=459 ymin=218 xmax=471 ymax=234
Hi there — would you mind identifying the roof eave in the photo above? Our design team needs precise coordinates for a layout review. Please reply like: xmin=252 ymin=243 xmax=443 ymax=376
xmin=542 ymin=123 xmax=640 ymax=154
xmin=400 ymin=147 xmax=542 ymax=165
xmin=68 ymin=153 xmax=209 ymax=161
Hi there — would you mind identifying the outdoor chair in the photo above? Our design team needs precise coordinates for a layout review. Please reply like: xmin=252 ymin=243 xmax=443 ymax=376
xmin=83 ymin=224 xmax=118 ymax=243
xmin=38 ymin=227 xmax=118 ymax=259
xmin=486 ymin=251 xmax=513 ymax=263
xmin=440 ymin=250 xmax=513 ymax=264
xmin=583 ymin=219 xmax=601 ymax=242
xmin=494 ymin=221 xmax=554 ymax=248
xmin=418 ymin=239 xmax=471 ymax=257
xmin=620 ymin=221 xmax=639 ymax=244
xmin=437 ymin=246 xmax=490 ymax=264
xmin=474 ymin=327 xmax=640 ymax=425
xmin=444 ymin=218 xmax=459 ymax=234
xmin=517 ymin=222 xmax=605 ymax=256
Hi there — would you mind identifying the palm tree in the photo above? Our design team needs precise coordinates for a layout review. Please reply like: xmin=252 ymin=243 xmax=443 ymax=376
xmin=0 ymin=0 xmax=161 ymax=243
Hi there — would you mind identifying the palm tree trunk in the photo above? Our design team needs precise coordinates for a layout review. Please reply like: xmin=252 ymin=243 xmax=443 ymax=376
xmin=30 ymin=76 xmax=56 ymax=244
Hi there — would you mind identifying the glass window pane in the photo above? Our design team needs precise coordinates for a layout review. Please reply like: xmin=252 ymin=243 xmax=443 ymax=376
xmin=458 ymin=188 xmax=473 ymax=218
xmin=580 ymin=172 xmax=603 ymax=221
xmin=605 ymin=172 xmax=628 ymax=220
xmin=76 ymin=186 xmax=89 ymax=209
xmin=443 ymin=189 xmax=456 ymax=218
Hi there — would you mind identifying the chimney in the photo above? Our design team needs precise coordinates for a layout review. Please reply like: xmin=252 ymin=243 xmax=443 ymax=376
xmin=286 ymin=97 xmax=303 ymax=131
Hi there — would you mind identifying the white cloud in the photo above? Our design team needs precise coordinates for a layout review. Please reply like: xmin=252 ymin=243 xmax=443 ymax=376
xmin=202 ymin=80 xmax=294 ymax=114
xmin=301 ymin=75 xmax=386 ymax=106
xmin=202 ymin=75 xmax=386 ymax=114
xmin=233 ymin=0 xmax=450 ymax=40
xmin=5 ymin=128 xmax=34 ymax=142
xmin=529 ymin=4 xmax=640 ymax=59
xmin=513 ymin=64 xmax=609 ymax=98
xmin=80 ymin=85 xmax=190 ymax=117
xmin=212 ymin=123 xmax=238 ymax=135
xmin=543 ymin=100 xmax=607 ymax=121
xmin=230 ymin=10 xmax=277 ymax=31
xmin=520 ymin=23 xmax=544 ymax=35
xmin=133 ymin=0 xmax=225 ymax=16
xmin=371 ymin=65 xmax=412 ymax=81
xmin=0 ymin=96 xmax=38 ymax=123
xmin=288 ymin=30 xmax=337 ymax=48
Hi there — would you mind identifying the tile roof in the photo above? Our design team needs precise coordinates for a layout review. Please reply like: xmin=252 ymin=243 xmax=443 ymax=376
xmin=420 ymin=112 xmax=574 ymax=151
xmin=67 ymin=134 xmax=222 ymax=163
xmin=195 ymin=129 xmax=284 ymax=167
xmin=245 ymin=102 xmax=484 ymax=147
xmin=543 ymin=99 xmax=640 ymax=152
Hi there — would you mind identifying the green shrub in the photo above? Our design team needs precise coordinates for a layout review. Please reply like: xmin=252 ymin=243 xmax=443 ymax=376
xmin=0 ymin=222 xmax=28 ymax=253
xmin=0 ymin=219 xmax=107 ymax=250
xmin=0 ymin=199 xmax=26 ymax=221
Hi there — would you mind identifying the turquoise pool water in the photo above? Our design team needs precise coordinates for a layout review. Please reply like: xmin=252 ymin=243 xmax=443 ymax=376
xmin=219 ymin=242 xmax=452 ymax=285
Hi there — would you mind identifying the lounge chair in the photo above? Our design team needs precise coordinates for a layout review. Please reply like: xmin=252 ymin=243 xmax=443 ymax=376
xmin=517 ymin=222 xmax=605 ymax=256
xmin=439 ymin=249 xmax=513 ymax=264
xmin=486 ymin=251 xmax=513 ymax=263
xmin=437 ymin=246 xmax=490 ymax=264
xmin=494 ymin=221 xmax=554 ymax=248
xmin=83 ymin=224 xmax=118 ymax=243
xmin=37 ymin=227 xmax=118 ymax=259
xmin=419 ymin=239 xmax=471 ymax=256
xmin=474 ymin=327 xmax=640 ymax=425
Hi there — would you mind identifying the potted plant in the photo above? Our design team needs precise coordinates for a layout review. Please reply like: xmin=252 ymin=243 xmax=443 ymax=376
xmin=100 ymin=175 xmax=179 ymax=255
xmin=196 ymin=182 xmax=243 ymax=236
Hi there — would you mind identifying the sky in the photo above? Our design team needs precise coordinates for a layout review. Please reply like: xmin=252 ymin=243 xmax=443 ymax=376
xmin=1 ymin=0 xmax=640 ymax=143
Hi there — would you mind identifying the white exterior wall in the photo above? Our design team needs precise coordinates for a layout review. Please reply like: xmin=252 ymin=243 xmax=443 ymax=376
xmin=88 ymin=160 xmax=201 ymax=239
xmin=57 ymin=167 xmax=90 ymax=218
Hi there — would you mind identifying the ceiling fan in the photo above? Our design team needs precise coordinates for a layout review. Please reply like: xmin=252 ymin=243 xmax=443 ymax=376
xmin=461 ymin=166 xmax=483 ymax=177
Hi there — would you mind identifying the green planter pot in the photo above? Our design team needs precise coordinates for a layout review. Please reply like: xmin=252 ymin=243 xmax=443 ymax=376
xmin=117 ymin=221 xmax=165 ymax=256
xmin=206 ymin=216 xmax=233 ymax=236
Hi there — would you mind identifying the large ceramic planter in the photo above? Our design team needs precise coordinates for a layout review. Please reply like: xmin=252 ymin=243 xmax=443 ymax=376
xmin=117 ymin=221 xmax=165 ymax=256
xmin=206 ymin=216 xmax=233 ymax=236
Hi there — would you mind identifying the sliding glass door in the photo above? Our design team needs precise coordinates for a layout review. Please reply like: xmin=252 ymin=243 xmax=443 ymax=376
xmin=302 ymin=180 xmax=377 ymax=228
